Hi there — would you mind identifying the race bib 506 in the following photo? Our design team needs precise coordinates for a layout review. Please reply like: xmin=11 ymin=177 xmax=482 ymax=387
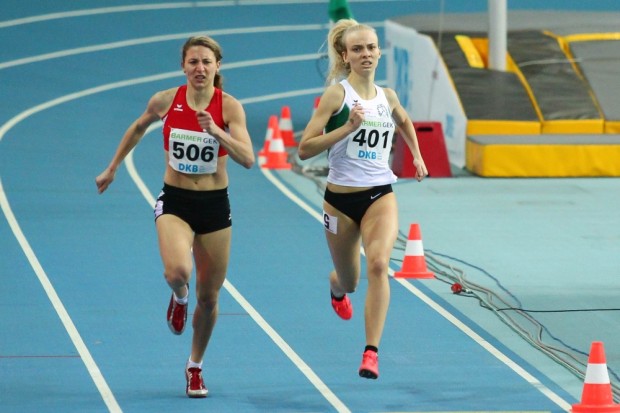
xmin=168 ymin=128 xmax=219 ymax=174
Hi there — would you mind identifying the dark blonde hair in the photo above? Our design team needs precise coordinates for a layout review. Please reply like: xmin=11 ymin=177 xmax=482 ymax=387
xmin=181 ymin=36 xmax=224 ymax=89
xmin=326 ymin=19 xmax=378 ymax=84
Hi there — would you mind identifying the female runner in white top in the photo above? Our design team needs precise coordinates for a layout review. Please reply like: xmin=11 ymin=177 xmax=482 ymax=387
xmin=298 ymin=19 xmax=428 ymax=380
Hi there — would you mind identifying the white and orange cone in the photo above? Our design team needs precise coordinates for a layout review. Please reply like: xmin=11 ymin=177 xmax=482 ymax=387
xmin=262 ymin=121 xmax=292 ymax=170
xmin=394 ymin=223 xmax=434 ymax=279
xmin=279 ymin=106 xmax=297 ymax=147
xmin=572 ymin=341 xmax=620 ymax=413
xmin=258 ymin=115 xmax=278 ymax=166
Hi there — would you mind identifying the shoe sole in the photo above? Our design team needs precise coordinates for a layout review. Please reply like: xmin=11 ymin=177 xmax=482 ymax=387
xmin=334 ymin=312 xmax=352 ymax=320
xmin=359 ymin=369 xmax=378 ymax=379
xmin=187 ymin=390 xmax=208 ymax=398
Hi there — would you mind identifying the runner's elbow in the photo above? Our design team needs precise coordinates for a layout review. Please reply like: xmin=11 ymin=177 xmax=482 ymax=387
xmin=241 ymin=154 xmax=255 ymax=169
xmin=297 ymin=144 xmax=315 ymax=160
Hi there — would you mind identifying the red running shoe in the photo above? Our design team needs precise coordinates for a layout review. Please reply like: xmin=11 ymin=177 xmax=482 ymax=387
xmin=358 ymin=350 xmax=379 ymax=379
xmin=167 ymin=293 xmax=187 ymax=335
xmin=185 ymin=366 xmax=208 ymax=398
xmin=331 ymin=294 xmax=352 ymax=320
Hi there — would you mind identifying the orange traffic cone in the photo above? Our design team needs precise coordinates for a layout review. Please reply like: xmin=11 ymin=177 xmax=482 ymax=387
xmin=262 ymin=122 xmax=292 ymax=170
xmin=394 ymin=223 xmax=434 ymax=279
xmin=258 ymin=115 xmax=278 ymax=166
xmin=572 ymin=341 xmax=620 ymax=413
xmin=279 ymin=106 xmax=297 ymax=147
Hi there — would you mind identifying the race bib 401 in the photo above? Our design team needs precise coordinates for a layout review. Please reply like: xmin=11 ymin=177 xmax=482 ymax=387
xmin=346 ymin=121 xmax=393 ymax=163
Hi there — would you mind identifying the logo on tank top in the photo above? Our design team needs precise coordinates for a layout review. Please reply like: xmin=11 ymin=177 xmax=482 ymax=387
xmin=173 ymin=104 xmax=183 ymax=112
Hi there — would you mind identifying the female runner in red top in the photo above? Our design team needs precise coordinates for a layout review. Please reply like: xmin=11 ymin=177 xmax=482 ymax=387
xmin=96 ymin=35 xmax=255 ymax=398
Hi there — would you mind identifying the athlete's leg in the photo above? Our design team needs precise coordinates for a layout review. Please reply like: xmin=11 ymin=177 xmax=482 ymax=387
xmin=189 ymin=227 xmax=231 ymax=363
xmin=323 ymin=201 xmax=362 ymax=295
xmin=156 ymin=214 xmax=194 ymax=299
xmin=360 ymin=193 xmax=398 ymax=348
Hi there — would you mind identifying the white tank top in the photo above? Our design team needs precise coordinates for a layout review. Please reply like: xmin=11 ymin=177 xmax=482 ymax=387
xmin=326 ymin=80 xmax=397 ymax=187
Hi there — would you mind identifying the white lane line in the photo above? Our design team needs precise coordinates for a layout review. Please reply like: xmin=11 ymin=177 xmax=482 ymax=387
xmin=0 ymin=53 xmax=322 ymax=143
xmin=223 ymin=280 xmax=351 ymax=413
xmin=0 ymin=25 xmax=330 ymax=70
xmin=0 ymin=0 xmax=409 ymax=28
xmin=0 ymin=2 xmax=328 ymax=28
xmin=0 ymin=178 xmax=122 ymax=413
xmin=0 ymin=3 xmax=229 ymax=28
xmin=259 ymin=168 xmax=572 ymax=412
xmin=0 ymin=20 xmax=394 ymax=71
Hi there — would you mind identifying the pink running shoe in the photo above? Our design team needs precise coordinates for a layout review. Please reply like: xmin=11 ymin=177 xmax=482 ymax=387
xmin=185 ymin=366 xmax=208 ymax=398
xmin=358 ymin=350 xmax=379 ymax=379
xmin=167 ymin=293 xmax=187 ymax=335
xmin=331 ymin=294 xmax=352 ymax=320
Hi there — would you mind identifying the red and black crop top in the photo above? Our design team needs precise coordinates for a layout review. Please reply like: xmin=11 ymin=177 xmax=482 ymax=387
xmin=162 ymin=85 xmax=228 ymax=157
